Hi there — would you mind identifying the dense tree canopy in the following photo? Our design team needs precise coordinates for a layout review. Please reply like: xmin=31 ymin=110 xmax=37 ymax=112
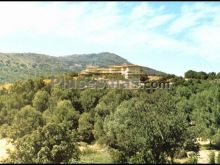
xmin=33 ymin=90 xmax=50 ymax=112
xmin=0 ymin=74 xmax=219 ymax=163
xmin=103 ymin=91 xmax=189 ymax=163
xmin=6 ymin=123 xmax=80 ymax=163
xmin=185 ymin=70 xmax=220 ymax=80
xmin=7 ymin=105 xmax=44 ymax=139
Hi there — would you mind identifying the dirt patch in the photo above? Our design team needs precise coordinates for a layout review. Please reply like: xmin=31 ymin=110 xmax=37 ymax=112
xmin=0 ymin=139 xmax=14 ymax=162
xmin=196 ymin=139 xmax=219 ymax=164
xmin=197 ymin=150 xmax=219 ymax=164
xmin=78 ymin=142 xmax=108 ymax=153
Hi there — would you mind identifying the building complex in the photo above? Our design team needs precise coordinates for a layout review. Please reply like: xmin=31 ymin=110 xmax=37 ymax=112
xmin=79 ymin=64 xmax=144 ymax=79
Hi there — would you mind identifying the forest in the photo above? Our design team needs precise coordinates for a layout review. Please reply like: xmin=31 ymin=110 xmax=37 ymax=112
xmin=0 ymin=71 xmax=220 ymax=164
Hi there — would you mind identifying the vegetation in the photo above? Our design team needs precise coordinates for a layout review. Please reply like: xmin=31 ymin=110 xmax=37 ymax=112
xmin=103 ymin=91 xmax=189 ymax=164
xmin=6 ymin=123 xmax=80 ymax=163
xmin=79 ymin=143 xmax=112 ymax=163
xmin=185 ymin=70 xmax=220 ymax=80
xmin=186 ymin=154 xmax=198 ymax=164
xmin=216 ymin=152 xmax=220 ymax=164
xmin=0 ymin=68 xmax=220 ymax=163
xmin=0 ymin=52 xmax=165 ymax=83
xmin=209 ymin=151 xmax=215 ymax=164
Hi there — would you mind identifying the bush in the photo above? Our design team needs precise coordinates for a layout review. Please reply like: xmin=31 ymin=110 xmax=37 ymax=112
xmin=109 ymin=149 xmax=126 ymax=163
xmin=184 ymin=139 xmax=200 ymax=152
xmin=175 ymin=150 xmax=187 ymax=159
xmin=212 ymin=132 xmax=220 ymax=149
xmin=216 ymin=152 xmax=220 ymax=164
xmin=6 ymin=123 xmax=80 ymax=163
xmin=209 ymin=151 xmax=215 ymax=164
xmin=186 ymin=155 xmax=198 ymax=164
xmin=81 ymin=148 xmax=96 ymax=155
xmin=78 ymin=112 xmax=95 ymax=143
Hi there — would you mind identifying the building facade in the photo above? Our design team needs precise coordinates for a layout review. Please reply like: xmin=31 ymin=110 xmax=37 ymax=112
xmin=79 ymin=64 xmax=143 ymax=79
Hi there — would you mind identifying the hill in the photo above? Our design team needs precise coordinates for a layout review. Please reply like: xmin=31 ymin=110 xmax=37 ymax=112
xmin=0 ymin=52 xmax=166 ymax=83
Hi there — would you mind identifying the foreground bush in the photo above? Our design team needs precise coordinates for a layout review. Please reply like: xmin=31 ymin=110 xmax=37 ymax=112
xmin=209 ymin=151 xmax=215 ymax=164
xmin=6 ymin=123 xmax=80 ymax=163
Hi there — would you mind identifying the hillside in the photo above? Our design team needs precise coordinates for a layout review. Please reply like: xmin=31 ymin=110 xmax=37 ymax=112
xmin=0 ymin=52 xmax=165 ymax=83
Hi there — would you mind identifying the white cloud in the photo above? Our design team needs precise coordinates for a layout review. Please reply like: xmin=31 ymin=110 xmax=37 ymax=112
xmin=0 ymin=2 xmax=220 ymax=75
xmin=191 ymin=25 xmax=220 ymax=62
xmin=168 ymin=3 xmax=220 ymax=34
xmin=0 ymin=2 xmax=168 ymax=41
xmin=163 ymin=2 xmax=220 ymax=63
xmin=130 ymin=2 xmax=156 ymax=20
xmin=0 ymin=2 xmax=93 ymax=37
xmin=145 ymin=14 xmax=175 ymax=29
xmin=168 ymin=12 xmax=204 ymax=34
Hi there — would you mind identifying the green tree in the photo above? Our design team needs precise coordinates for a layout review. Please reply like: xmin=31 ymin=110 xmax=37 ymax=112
xmin=175 ymin=86 xmax=192 ymax=99
xmin=211 ymin=130 xmax=220 ymax=149
xmin=104 ymin=90 xmax=190 ymax=164
xmin=7 ymin=123 xmax=80 ymax=163
xmin=43 ymin=100 xmax=80 ymax=129
xmin=190 ymin=87 xmax=219 ymax=144
xmin=198 ymin=71 xmax=208 ymax=80
xmin=80 ymin=89 xmax=106 ymax=113
xmin=50 ymin=82 xmax=82 ymax=112
xmin=78 ymin=112 xmax=94 ymax=143
xmin=216 ymin=73 xmax=220 ymax=79
xmin=10 ymin=105 xmax=44 ymax=139
xmin=185 ymin=70 xmax=209 ymax=80
xmin=33 ymin=90 xmax=50 ymax=112
xmin=208 ymin=72 xmax=216 ymax=80
xmin=185 ymin=70 xmax=197 ymax=79
xmin=93 ymin=89 xmax=134 ymax=143
xmin=93 ymin=102 xmax=110 ymax=143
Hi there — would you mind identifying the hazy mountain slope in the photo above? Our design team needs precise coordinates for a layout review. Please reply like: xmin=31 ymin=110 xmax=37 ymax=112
xmin=0 ymin=52 xmax=166 ymax=83
xmin=59 ymin=52 xmax=130 ymax=66
xmin=142 ymin=66 xmax=166 ymax=76
xmin=0 ymin=52 xmax=58 ymax=83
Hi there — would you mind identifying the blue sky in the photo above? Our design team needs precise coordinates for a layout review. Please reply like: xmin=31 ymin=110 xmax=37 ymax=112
xmin=0 ymin=2 xmax=220 ymax=76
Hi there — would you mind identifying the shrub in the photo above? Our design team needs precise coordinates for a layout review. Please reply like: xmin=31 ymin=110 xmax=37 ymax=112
xmin=175 ymin=150 xmax=188 ymax=159
xmin=212 ymin=132 xmax=220 ymax=149
xmin=216 ymin=152 xmax=220 ymax=164
xmin=81 ymin=148 xmax=96 ymax=155
xmin=109 ymin=149 xmax=126 ymax=163
xmin=186 ymin=155 xmax=198 ymax=164
xmin=209 ymin=151 xmax=215 ymax=164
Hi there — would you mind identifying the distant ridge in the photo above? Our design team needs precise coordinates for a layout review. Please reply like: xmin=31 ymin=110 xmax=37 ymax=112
xmin=0 ymin=52 xmax=166 ymax=83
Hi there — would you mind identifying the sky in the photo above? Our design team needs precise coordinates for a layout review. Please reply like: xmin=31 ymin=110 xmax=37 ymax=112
xmin=0 ymin=2 xmax=220 ymax=76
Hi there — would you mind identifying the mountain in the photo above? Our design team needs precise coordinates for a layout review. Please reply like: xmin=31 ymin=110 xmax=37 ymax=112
xmin=56 ymin=52 xmax=131 ymax=72
xmin=0 ymin=52 xmax=166 ymax=83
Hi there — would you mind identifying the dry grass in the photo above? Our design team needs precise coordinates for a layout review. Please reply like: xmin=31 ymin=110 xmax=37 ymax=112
xmin=78 ymin=142 xmax=112 ymax=163
xmin=174 ymin=158 xmax=189 ymax=164
xmin=43 ymin=79 xmax=52 ymax=85
xmin=0 ymin=79 xmax=52 ymax=91
xmin=0 ymin=83 xmax=13 ymax=90
xmin=148 ymin=75 xmax=162 ymax=81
